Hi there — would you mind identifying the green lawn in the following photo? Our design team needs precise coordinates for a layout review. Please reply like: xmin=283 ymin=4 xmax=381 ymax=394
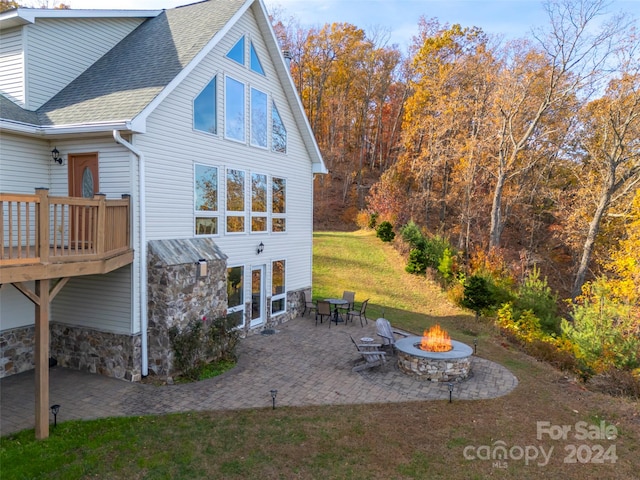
xmin=1 ymin=231 xmax=638 ymax=480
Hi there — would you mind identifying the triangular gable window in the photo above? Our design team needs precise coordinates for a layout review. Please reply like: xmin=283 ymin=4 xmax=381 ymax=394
xmin=250 ymin=41 xmax=265 ymax=75
xmin=227 ymin=36 xmax=245 ymax=65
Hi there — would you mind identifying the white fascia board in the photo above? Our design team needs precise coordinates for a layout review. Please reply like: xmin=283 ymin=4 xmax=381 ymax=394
xmin=0 ymin=119 xmax=133 ymax=136
xmin=131 ymin=0 xmax=254 ymax=129
xmin=1 ymin=8 xmax=163 ymax=24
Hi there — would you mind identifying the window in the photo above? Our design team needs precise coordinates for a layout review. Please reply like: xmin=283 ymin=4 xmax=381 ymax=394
xmin=272 ymin=177 xmax=286 ymax=232
xmin=225 ymin=76 xmax=245 ymax=142
xmin=226 ymin=36 xmax=245 ymax=65
xmin=194 ymin=164 xmax=219 ymax=235
xmin=271 ymin=259 xmax=286 ymax=315
xmin=193 ymin=77 xmax=216 ymax=134
xmin=226 ymin=168 xmax=245 ymax=233
xmin=251 ymin=88 xmax=267 ymax=148
xmin=250 ymin=41 xmax=265 ymax=75
xmin=272 ymin=102 xmax=286 ymax=153
xmin=227 ymin=266 xmax=244 ymax=327
xmin=251 ymin=173 xmax=267 ymax=232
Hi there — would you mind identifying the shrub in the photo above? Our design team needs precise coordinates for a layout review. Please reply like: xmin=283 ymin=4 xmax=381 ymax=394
xmin=376 ymin=221 xmax=395 ymax=242
xmin=399 ymin=221 xmax=425 ymax=250
xmin=513 ymin=266 xmax=560 ymax=334
xmin=169 ymin=316 xmax=239 ymax=381
xmin=422 ymin=235 xmax=450 ymax=270
xmin=562 ymin=279 xmax=640 ymax=373
xmin=405 ymin=248 xmax=427 ymax=274
xmin=461 ymin=274 xmax=495 ymax=319
xmin=368 ymin=212 xmax=379 ymax=229
xmin=438 ymin=247 xmax=456 ymax=283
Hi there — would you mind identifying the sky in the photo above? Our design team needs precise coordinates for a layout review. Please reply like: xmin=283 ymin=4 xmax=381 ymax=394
xmin=57 ymin=0 xmax=640 ymax=49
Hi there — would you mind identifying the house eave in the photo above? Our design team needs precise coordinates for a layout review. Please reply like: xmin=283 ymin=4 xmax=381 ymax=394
xmin=0 ymin=8 xmax=163 ymax=29
xmin=0 ymin=119 xmax=138 ymax=136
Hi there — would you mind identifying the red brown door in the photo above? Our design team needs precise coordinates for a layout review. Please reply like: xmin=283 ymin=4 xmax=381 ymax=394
xmin=68 ymin=153 xmax=99 ymax=249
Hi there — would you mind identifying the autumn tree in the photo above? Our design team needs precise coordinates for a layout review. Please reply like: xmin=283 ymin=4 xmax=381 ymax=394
xmin=486 ymin=0 xmax=627 ymax=249
xmin=571 ymin=67 xmax=640 ymax=297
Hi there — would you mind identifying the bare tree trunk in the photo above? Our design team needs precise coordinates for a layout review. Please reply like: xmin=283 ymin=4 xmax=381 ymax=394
xmin=489 ymin=169 xmax=506 ymax=249
xmin=572 ymin=187 xmax=612 ymax=298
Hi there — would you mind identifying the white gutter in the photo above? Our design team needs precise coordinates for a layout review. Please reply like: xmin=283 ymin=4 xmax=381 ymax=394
xmin=113 ymin=130 xmax=148 ymax=377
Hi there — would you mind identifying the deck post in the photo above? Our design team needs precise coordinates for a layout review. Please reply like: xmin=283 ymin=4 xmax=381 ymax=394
xmin=95 ymin=193 xmax=106 ymax=254
xmin=35 ymin=188 xmax=49 ymax=263
xmin=34 ymin=278 xmax=50 ymax=440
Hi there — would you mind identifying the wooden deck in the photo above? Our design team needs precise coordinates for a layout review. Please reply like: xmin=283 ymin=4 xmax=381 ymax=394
xmin=1 ymin=189 xmax=133 ymax=283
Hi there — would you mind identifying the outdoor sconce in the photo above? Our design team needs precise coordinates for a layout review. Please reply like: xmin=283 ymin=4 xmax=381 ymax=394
xmin=51 ymin=147 xmax=63 ymax=165
xmin=50 ymin=404 xmax=60 ymax=427
xmin=196 ymin=259 xmax=207 ymax=279
xmin=270 ymin=389 xmax=278 ymax=409
xmin=448 ymin=383 xmax=454 ymax=403
xmin=257 ymin=242 xmax=265 ymax=255
xmin=474 ymin=338 xmax=478 ymax=355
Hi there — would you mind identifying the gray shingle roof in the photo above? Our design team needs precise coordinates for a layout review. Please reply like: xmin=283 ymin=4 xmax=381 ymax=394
xmin=9 ymin=0 xmax=246 ymax=127
xmin=0 ymin=94 xmax=40 ymax=125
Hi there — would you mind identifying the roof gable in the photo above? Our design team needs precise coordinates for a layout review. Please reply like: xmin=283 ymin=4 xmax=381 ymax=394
xmin=38 ymin=0 xmax=247 ymax=127
xmin=0 ymin=0 xmax=327 ymax=173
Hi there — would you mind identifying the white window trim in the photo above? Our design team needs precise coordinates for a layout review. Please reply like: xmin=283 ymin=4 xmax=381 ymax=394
xmin=227 ymin=264 xmax=246 ymax=329
xmin=224 ymin=74 xmax=246 ymax=144
xmin=271 ymin=258 xmax=287 ymax=317
xmin=250 ymin=86 xmax=268 ymax=150
xmin=194 ymin=163 xmax=220 ymax=237
xmin=250 ymin=172 xmax=268 ymax=233
xmin=225 ymin=167 xmax=247 ymax=235
xmin=271 ymin=176 xmax=287 ymax=234
xmin=193 ymin=75 xmax=217 ymax=136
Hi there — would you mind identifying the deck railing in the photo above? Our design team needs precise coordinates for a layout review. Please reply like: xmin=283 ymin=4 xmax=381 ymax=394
xmin=0 ymin=189 xmax=130 ymax=266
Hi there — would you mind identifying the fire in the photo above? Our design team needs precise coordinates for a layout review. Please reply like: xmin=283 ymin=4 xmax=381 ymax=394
xmin=420 ymin=324 xmax=453 ymax=352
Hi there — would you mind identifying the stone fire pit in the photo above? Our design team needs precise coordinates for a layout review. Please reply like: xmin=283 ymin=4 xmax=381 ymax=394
xmin=395 ymin=336 xmax=473 ymax=382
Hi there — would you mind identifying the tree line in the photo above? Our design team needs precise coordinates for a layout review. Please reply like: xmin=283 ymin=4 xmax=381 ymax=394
xmin=272 ymin=0 xmax=639 ymax=304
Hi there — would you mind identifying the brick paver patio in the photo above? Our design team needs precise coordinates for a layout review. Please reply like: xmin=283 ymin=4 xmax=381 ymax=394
xmin=0 ymin=316 xmax=518 ymax=435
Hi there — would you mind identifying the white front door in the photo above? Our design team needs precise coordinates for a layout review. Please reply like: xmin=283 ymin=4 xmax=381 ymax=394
xmin=250 ymin=265 xmax=265 ymax=328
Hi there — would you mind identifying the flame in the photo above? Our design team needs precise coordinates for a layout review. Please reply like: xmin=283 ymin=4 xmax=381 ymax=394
xmin=420 ymin=324 xmax=453 ymax=352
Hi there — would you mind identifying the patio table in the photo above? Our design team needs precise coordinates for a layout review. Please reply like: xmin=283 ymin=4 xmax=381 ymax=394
xmin=324 ymin=298 xmax=348 ymax=325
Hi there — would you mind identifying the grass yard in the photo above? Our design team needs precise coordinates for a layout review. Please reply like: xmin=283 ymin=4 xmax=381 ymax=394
xmin=1 ymin=230 xmax=638 ymax=479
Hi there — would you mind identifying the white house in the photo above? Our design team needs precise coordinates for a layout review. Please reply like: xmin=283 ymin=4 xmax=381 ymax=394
xmin=0 ymin=0 xmax=326 ymax=436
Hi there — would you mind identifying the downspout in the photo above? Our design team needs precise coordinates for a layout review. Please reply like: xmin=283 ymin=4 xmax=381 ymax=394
xmin=113 ymin=130 xmax=148 ymax=377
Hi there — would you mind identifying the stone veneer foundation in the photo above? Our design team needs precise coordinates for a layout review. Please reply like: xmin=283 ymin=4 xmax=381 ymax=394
xmin=50 ymin=324 xmax=142 ymax=381
xmin=0 ymin=325 xmax=35 ymax=378
xmin=0 ymin=323 xmax=142 ymax=381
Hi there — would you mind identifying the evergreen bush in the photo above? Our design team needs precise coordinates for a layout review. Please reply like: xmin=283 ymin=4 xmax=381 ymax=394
xmin=376 ymin=221 xmax=395 ymax=242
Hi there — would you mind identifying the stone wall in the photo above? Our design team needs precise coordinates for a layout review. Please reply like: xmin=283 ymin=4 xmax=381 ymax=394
xmin=0 ymin=325 xmax=35 ymax=378
xmin=50 ymin=324 xmax=142 ymax=381
xmin=146 ymin=238 xmax=228 ymax=376
xmin=0 ymin=323 xmax=142 ymax=381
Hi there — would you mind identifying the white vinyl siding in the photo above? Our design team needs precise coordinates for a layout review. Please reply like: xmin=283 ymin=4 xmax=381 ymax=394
xmin=24 ymin=17 xmax=144 ymax=110
xmin=139 ymin=6 xmax=314 ymax=293
xmin=0 ymin=27 xmax=25 ymax=106
xmin=0 ymin=133 xmax=49 ymax=193
xmin=0 ymin=283 xmax=36 ymax=330
xmin=52 ymin=266 xmax=133 ymax=335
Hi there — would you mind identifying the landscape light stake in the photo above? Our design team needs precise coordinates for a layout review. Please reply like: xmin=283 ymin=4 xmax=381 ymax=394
xmin=448 ymin=383 xmax=454 ymax=403
xmin=270 ymin=389 xmax=278 ymax=410
xmin=474 ymin=338 xmax=478 ymax=355
xmin=50 ymin=404 xmax=60 ymax=427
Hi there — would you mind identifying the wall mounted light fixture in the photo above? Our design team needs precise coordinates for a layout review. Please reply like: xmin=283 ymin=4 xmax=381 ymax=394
xmin=196 ymin=259 xmax=207 ymax=278
xmin=51 ymin=147 xmax=63 ymax=165
xmin=257 ymin=242 xmax=265 ymax=255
